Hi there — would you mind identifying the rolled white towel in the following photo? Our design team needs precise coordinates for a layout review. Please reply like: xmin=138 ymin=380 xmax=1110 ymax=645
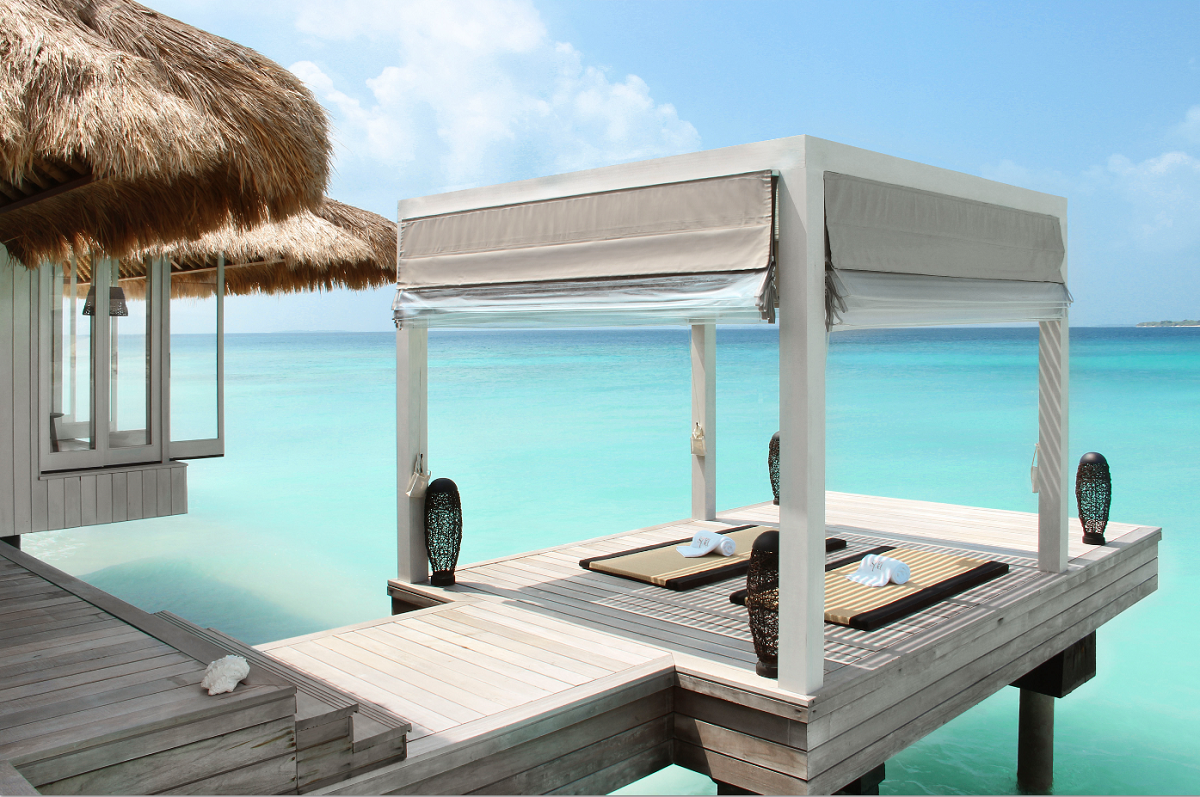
xmin=846 ymin=554 xmax=910 ymax=587
xmin=677 ymin=530 xmax=737 ymax=558
xmin=846 ymin=555 xmax=881 ymax=586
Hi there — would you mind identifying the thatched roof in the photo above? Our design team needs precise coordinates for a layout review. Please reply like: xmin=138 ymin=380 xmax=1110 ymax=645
xmin=92 ymin=198 xmax=395 ymax=298
xmin=164 ymin=199 xmax=397 ymax=296
xmin=0 ymin=0 xmax=331 ymax=267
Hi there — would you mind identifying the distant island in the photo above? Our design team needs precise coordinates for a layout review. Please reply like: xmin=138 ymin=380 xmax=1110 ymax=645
xmin=1137 ymin=320 xmax=1200 ymax=327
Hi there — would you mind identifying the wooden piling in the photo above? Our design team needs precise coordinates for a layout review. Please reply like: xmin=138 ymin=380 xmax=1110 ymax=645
xmin=715 ymin=778 xmax=758 ymax=794
xmin=1017 ymin=689 xmax=1054 ymax=794
xmin=835 ymin=763 xmax=885 ymax=795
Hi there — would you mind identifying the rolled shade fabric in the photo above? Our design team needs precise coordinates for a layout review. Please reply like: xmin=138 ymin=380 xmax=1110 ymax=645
xmin=394 ymin=171 xmax=776 ymax=327
xmin=824 ymin=171 xmax=1069 ymax=329
xmin=393 ymin=269 xmax=776 ymax=328
xmin=825 ymin=173 xmax=1065 ymax=283
xmin=828 ymin=270 xmax=1071 ymax=330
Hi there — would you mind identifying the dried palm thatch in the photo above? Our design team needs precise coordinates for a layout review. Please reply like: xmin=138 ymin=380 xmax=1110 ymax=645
xmin=0 ymin=0 xmax=331 ymax=267
xmin=107 ymin=198 xmax=396 ymax=299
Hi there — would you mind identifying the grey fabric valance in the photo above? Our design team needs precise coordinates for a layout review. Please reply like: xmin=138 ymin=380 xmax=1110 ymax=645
xmin=825 ymin=172 xmax=1065 ymax=283
xmin=400 ymin=171 xmax=774 ymax=287
xmin=394 ymin=171 xmax=776 ymax=327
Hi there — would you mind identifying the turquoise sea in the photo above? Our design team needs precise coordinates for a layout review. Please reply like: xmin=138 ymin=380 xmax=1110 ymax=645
xmin=26 ymin=325 xmax=1200 ymax=795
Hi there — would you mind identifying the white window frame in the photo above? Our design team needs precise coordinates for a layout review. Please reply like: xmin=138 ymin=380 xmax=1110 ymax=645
xmin=39 ymin=256 xmax=165 ymax=471
xmin=38 ymin=255 xmax=225 ymax=472
xmin=167 ymin=256 xmax=225 ymax=460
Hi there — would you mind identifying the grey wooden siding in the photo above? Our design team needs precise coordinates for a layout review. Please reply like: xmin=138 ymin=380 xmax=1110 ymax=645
xmin=2 ymin=253 xmax=186 ymax=537
xmin=36 ymin=462 xmax=188 ymax=532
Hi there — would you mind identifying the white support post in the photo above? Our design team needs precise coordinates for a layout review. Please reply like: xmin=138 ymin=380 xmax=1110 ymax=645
xmin=216 ymin=254 xmax=225 ymax=455
xmin=160 ymin=257 xmax=171 ymax=463
xmin=109 ymin=263 xmax=119 ymax=430
xmin=776 ymin=164 xmax=827 ymax=695
xmin=147 ymin=257 xmax=163 ymax=460
xmin=93 ymin=258 xmax=110 ymax=463
xmin=68 ymin=258 xmax=77 ymax=423
xmin=1037 ymin=317 xmax=1069 ymax=573
xmin=691 ymin=323 xmax=716 ymax=520
xmin=396 ymin=325 xmax=429 ymax=584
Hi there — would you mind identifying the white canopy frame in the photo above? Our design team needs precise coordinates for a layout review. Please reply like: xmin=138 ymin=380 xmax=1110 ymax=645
xmin=393 ymin=136 xmax=1070 ymax=697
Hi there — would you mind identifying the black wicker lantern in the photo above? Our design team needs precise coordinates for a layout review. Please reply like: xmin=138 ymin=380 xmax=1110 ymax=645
xmin=1076 ymin=452 xmax=1112 ymax=546
xmin=81 ymin=285 xmax=128 ymax=316
xmin=424 ymin=478 xmax=462 ymax=586
xmin=768 ymin=431 xmax=781 ymax=506
xmin=745 ymin=530 xmax=780 ymax=678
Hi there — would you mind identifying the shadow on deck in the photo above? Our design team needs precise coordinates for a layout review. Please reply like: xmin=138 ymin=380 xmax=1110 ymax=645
xmin=268 ymin=494 xmax=1159 ymax=795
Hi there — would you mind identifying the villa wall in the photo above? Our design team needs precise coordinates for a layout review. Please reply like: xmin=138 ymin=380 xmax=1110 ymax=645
xmin=1 ymin=256 xmax=185 ymax=539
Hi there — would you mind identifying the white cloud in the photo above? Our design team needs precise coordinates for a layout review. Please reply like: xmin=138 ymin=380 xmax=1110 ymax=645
xmin=1097 ymin=149 xmax=1200 ymax=251
xmin=1169 ymin=104 xmax=1200 ymax=146
xmin=288 ymin=0 xmax=700 ymax=194
xmin=984 ymin=106 xmax=1200 ymax=254
xmin=979 ymin=105 xmax=1200 ymax=325
xmin=979 ymin=159 xmax=1075 ymax=196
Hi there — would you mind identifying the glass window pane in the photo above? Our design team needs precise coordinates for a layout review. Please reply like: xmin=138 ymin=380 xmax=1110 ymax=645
xmin=109 ymin=259 xmax=151 ymax=449
xmin=50 ymin=261 xmax=95 ymax=451
xmin=170 ymin=272 xmax=219 ymax=442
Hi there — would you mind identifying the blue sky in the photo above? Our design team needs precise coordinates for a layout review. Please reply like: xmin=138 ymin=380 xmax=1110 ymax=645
xmin=155 ymin=0 xmax=1200 ymax=331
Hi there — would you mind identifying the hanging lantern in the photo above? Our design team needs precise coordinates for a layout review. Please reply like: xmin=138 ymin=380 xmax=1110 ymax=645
xmin=81 ymin=285 xmax=129 ymax=316
xmin=1075 ymin=452 xmax=1111 ymax=546
xmin=424 ymin=478 xmax=462 ymax=586
xmin=745 ymin=530 xmax=779 ymax=678
xmin=768 ymin=431 xmax=781 ymax=506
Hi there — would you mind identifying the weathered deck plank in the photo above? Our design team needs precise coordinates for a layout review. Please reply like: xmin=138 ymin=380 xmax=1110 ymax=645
xmin=314 ymin=661 xmax=674 ymax=795
xmin=268 ymin=644 xmax=456 ymax=737
xmin=369 ymin=620 xmax=578 ymax=693
xmin=412 ymin=611 xmax=613 ymax=681
xmin=304 ymin=636 xmax=502 ymax=720
xmin=356 ymin=625 xmax=560 ymax=702
xmin=252 ymin=495 xmax=1159 ymax=794
xmin=0 ymin=637 xmax=167 ymax=687
xmin=35 ymin=717 xmax=295 ymax=796
xmin=0 ymin=654 xmax=192 ymax=710
xmin=0 ymin=543 xmax=300 ymax=795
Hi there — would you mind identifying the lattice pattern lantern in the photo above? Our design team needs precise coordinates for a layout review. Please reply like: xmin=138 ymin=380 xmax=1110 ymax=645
xmin=81 ymin=285 xmax=129 ymax=316
xmin=424 ymin=478 xmax=462 ymax=586
xmin=745 ymin=529 xmax=780 ymax=678
xmin=1075 ymin=452 xmax=1111 ymax=546
xmin=768 ymin=432 xmax=781 ymax=506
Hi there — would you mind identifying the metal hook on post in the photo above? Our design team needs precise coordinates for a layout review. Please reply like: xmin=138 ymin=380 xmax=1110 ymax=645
xmin=1030 ymin=443 xmax=1041 ymax=494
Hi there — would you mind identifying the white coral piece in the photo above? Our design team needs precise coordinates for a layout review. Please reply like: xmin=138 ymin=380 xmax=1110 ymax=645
xmin=201 ymin=655 xmax=250 ymax=695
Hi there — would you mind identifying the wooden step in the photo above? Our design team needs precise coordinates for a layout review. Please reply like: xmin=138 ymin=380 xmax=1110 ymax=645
xmin=154 ymin=612 xmax=409 ymax=792
xmin=155 ymin=611 xmax=356 ymax=731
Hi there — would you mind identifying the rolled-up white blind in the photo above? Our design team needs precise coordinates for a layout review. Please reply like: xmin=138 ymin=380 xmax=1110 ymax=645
xmin=394 ymin=171 xmax=776 ymax=327
xmin=828 ymin=270 xmax=1071 ymax=330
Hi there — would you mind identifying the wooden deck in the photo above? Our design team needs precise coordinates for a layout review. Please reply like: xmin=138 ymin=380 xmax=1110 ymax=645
xmin=257 ymin=492 xmax=1159 ymax=795
xmin=0 ymin=542 xmax=299 ymax=795
xmin=0 ymin=542 xmax=410 ymax=795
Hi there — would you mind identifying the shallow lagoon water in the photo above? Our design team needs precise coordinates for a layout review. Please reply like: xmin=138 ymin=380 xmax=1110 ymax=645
xmin=27 ymin=326 xmax=1200 ymax=795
